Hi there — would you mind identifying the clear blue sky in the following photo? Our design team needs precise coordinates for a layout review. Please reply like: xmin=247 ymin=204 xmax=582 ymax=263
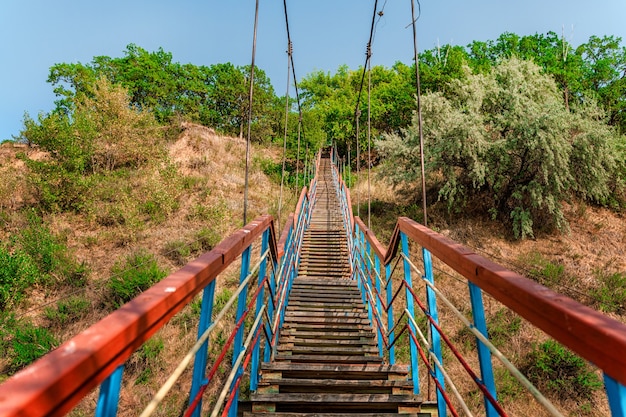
xmin=1 ymin=0 xmax=625 ymax=141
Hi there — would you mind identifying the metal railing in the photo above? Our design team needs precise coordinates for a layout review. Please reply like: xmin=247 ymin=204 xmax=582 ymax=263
xmin=0 ymin=152 xmax=323 ymax=417
xmin=328 ymin=147 xmax=626 ymax=416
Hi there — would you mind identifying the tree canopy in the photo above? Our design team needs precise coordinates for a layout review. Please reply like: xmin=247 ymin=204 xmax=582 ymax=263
xmin=377 ymin=58 xmax=622 ymax=238
xmin=46 ymin=44 xmax=278 ymax=141
xmin=15 ymin=34 xmax=626 ymax=236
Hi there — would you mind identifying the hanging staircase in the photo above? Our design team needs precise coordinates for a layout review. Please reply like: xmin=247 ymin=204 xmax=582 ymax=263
xmin=245 ymin=158 xmax=424 ymax=416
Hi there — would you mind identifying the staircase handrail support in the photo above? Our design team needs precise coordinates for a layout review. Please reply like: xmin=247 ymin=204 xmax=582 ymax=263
xmin=270 ymin=149 xmax=323 ymax=361
xmin=0 ymin=215 xmax=281 ymax=417
xmin=352 ymin=214 xmax=626 ymax=415
xmin=329 ymin=154 xmax=355 ymax=274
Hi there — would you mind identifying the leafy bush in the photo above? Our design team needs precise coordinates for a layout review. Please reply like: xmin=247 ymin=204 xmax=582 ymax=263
xmin=164 ymin=239 xmax=191 ymax=266
xmin=16 ymin=212 xmax=65 ymax=276
xmin=19 ymin=78 xmax=164 ymax=213
xmin=257 ymin=156 xmax=283 ymax=184
xmin=137 ymin=165 xmax=182 ymax=223
xmin=134 ymin=336 xmax=164 ymax=384
xmin=522 ymin=251 xmax=568 ymax=287
xmin=192 ymin=227 xmax=221 ymax=252
xmin=78 ymin=78 xmax=164 ymax=172
xmin=9 ymin=322 xmax=58 ymax=373
xmin=44 ymin=296 xmax=91 ymax=326
xmin=108 ymin=250 xmax=168 ymax=307
xmin=14 ymin=211 xmax=88 ymax=288
xmin=164 ymin=227 xmax=221 ymax=266
xmin=378 ymin=58 xmax=622 ymax=239
xmin=0 ymin=247 xmax=38 ymax=310
xmin=523 ymin=339 xmax=602 ymax=400
xmin=486 ymin=309 xmax=521 ymax=347
xmin=591 ymin=270 xmax=626 ymax=313
xmin=0 ymin=212 xmax=88 ymax=310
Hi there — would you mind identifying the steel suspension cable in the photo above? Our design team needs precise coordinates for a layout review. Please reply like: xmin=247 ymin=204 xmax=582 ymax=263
xmin=367 ymin=46 xmax=372 ymax=229
xmin=353 ymin=0 xmax=379 ymax=219
xmin=243 ymin=0 xmax=260 ymax=226
xmin=295 ymin=112 xmax=302 ymax=192
xmin=356 ymin=110 xmax=360 ymax=217
xmin=282 ymin=0 xmax=305 ymax=194
xmin=278 ymin=41 xmax=292 ymax=227
xmin=410 ymin=0 xmax=428 ymax=226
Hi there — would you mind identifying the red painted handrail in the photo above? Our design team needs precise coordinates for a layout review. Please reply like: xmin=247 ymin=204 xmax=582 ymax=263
xmin=277 ymin=213 xmax=294 ymax=259
xmin=0 ymin=215 xmax=278 ymax=417
xmin=355 ymin=215 xmax=626 ymax=387
xmin=293 ymin=186 xmax=308 ymax=221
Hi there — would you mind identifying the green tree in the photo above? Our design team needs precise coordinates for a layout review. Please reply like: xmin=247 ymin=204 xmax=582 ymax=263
xmin=576 ymin=35 xmax=626 ymax=133
xmin=20 ymin=78 xmax=163 ymax=211
xmin=420 ymin=45 xmax=470 ymax=93
xmin=46 ymin=45 xmax=280 ymax=140
xmin=300 ymin=63 xmax=417 ymax=159
xmin=377 ymin=58 xmax=621 ymax=238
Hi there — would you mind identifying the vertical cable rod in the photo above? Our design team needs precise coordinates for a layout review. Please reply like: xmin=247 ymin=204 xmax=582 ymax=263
xmin=282 ymin=0 xmax=305 ymax=196
xmin=295 ymin=112 xmax=302 ymax=192
xmin=356 ymin=110 xmax=361 ymax=217
xmin=354 ymin=0 xmax=379 ymax=220
xmin=278 ymin=41 xmax=292 ymax=228
xmin=410 ymin=0 xmax=427 ymax=226
xmin=243 ymin=0 xmax=260 ymax=226
xmin=367 ymin=44 xmax=372 ymax=229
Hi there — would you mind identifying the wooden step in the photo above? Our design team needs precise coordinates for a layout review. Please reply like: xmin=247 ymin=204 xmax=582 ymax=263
xmin=260 ymin=363 xmax=409 ymax=380
xmin=282 ymin=324 xmax=373 ymax=333
xmin=285 ymin=310 xmax=367 ymax=319
xmin=279 ymin=330 xmax=375 ymax=340
xmin=293 ymin=277 xmax=353 ymax=284
xmin=277 ymin=345 xmax=380 ymax=356
xmin=279 ymin=337 xmax=377 ymax=347
xmin=286 ymin=297 xmax=362 ymax=306
xmin=257 ymin=378 xmax=414 ymax=394
xmin=289 ymin=288 xmax=360 ymax=296
xmin=246 ymin=157 xmax=421 ymax=415
xmin=283 ymin=317 xmax=371 ymax=326
xmin=274 ymin=354 xmax=384 ymax=364
xmin=250 ymin=393 xmax=422 ymax=413
xmin=244 ymin=412 xmax=422 ymax=417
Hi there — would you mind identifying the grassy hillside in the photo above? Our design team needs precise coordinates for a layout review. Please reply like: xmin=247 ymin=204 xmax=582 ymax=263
xmin=0 ymin=123 xmax=293 ymax=384
xmin=353 ymin=173 xmax=624 ymax=415
xmin=1 ymin=126 xmax=624 ymax=414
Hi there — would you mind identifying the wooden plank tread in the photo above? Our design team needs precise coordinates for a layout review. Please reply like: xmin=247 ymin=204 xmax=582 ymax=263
xmin=244 ymin=413 xmax=421 ymax=417
xmin=257 ymin=378 xmax=414 ymax=389
xmin=250 ymin=393 xmax=422 ymax=404
xmin=274 ymin=354 xmax=384 ymax=364
xmin=261 ymin=363 xmax=409 ymax=375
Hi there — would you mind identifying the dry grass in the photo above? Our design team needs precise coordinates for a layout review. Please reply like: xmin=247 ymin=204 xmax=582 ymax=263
xmin=360 ymin=168 xmax=621 ymax=417
xmin=3 ymin=135 xmax=622 ymax=415
xmin=0 ymin=123 xmax=291 ymax=415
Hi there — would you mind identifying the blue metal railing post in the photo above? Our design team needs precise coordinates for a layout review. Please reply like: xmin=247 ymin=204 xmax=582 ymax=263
xmin=423 ymin=248 xmax=446 ymax=417
xmin=251 ymin=229 xmax=270 ymax=391
xmin=401 ymin=232 xmax=420 ymax=394
xmin=605 ymin=374 xmax=626 ymax=417
xmin=355 ymin=225 xmax=366 ymax=303
xmin=228 ymin=245 xmax=252 ymax=417
xmin=374 ymin=254 xmax=384 ymax=357
xmin=277 ymin=226 xmax=294 ymax=341
xmin=385 ymin=263 xmax=395 ymax=364
xmin=188 ymin=280 xmax=216 ymax=417
xmin=95 ymin=365 xmax=124 ymax=417
xmin=468 ymin=281 xmax=498 ymax=417
xmin=272 ymin=225 xmax=294 ymax=359
xmin=362 ymin=237 xmax=374 ymax=332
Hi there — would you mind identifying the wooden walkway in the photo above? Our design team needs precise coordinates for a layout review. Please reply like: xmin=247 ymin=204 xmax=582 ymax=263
xmin=246 ymin=158 xmax=423 ymax=416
